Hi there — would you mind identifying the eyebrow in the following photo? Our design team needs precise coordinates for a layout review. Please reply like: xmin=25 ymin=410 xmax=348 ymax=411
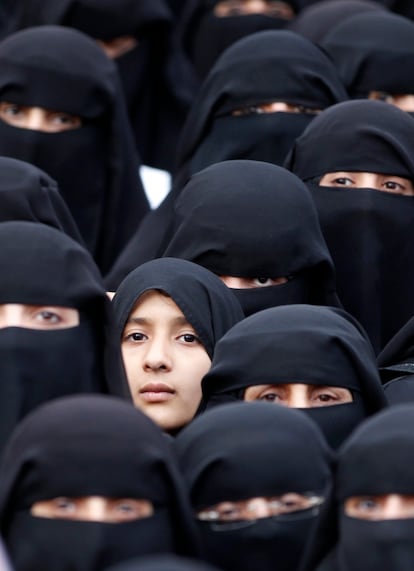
xmin=125 ymin=316 xmax=191 ymax=327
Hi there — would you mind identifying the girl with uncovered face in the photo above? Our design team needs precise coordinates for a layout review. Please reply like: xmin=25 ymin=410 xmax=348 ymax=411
xmin=112 ymin=258 xmax=244 ymax=433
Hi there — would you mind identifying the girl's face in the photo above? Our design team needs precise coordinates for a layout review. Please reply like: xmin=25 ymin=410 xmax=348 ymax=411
xmin=345 ymin=494 xmax=414 ymax=521
xmin=319 ymin=172 xmax=414 ymax=196
xmin=121 ymin=291 xmax=211 ymax=432
xmin=0 ymin=304 xmax=79 ymax=330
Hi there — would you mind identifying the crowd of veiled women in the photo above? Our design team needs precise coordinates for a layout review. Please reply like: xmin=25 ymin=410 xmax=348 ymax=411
xmin=1 ymin=1 xmax=414 ymax=570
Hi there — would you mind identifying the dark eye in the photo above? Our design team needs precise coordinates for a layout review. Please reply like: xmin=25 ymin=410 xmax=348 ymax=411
xmin=34 ymin=311 xmax=61 ymax=324
xmin=125 ymin=332 xmax=147 ymax=342
xmin=177 ymin=333 xmax=201 ymax=344
xmin=260 ymin=393 xmax=279 ymax=402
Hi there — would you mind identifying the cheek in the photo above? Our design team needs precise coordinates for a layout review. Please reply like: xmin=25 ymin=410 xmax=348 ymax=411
xmin=121 ymin=347 xmax=141 ymax=384
xmin=176 ymin=350 xmax=211 ymax=401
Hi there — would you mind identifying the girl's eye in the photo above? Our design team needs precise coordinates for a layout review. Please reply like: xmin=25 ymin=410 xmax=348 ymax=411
xmin=50 ymin=112 xmax=81 ymax=127
xmin=125 ymin=332 xmax=147 ymax=342
xmin=54 ymin=498 xmax=76 ymax=512
xmin=1 ymin=103 xmax=24 ymax=117
xmin=315 ymin=393 xmax=336 ymax=402
xmin=177 ymin=333 xmax=200 ymax=344
xmin=217 ymin=505 xmax=241 ymax=520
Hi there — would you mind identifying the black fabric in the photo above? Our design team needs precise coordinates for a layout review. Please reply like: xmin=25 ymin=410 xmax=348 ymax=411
xmin=179 ymin=0 xmax=295 ymax=80
xmin=0 ymin=395 xmax=200 ymax=571
xmin=176 ymin=402 xmax=333 ymax=571
xmin=200 ymin=304 xmax=386 ymax=448
xmin=0 ymin=25 xmax=149 ymax=275
xmin=378 ymin=312 xmax=414 ymax=385
xmin=113 ymin=257 xmax=244 ymax=360
xmin=383 ymin=377 xmax=414 ymax=405
xmin=321 ymin=11 xmax=414 ymax=98
xmin=105 ymin=29 xmax=347 ymax=287
xmin=288 ymin=0 xmax=387 ymax=44
xmin=0 ymin=156 xmax=83 ymax=243
xmin=164 ymin=160 xmax=340 ymax=316
xmin=286 ymin=99 xmax=414 ymax=353
xmin=19 ymin=0 xmax=198 ymax=172
xmin=106 ymin=554 xmax=221 ymax=571
xmin=0 ymin=221 xmax=128 ymax=451
xmin=301 ymin=405 xmax=414 ymax=571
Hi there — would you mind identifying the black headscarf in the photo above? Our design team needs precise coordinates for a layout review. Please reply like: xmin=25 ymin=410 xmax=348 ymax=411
xmin=113 ymin=257 xmax=244 ymax=361
xmin=19 ymin=0 xmax=197 ymax=172
xmin=0 ymin=221 xmax=128 ymax=451
xmin=104 ymin=29 xmax=347 ymax=288
xmin=0 ymin=156 xmax=82 ymax=243
xmin=0 ymin=25 xmax=149 ymax=275
xmin=286 ymin=99 xmax=414 ymax=353
xmin=288 ymin=0 xmax=388 ymax=44
xmin=0 ymin=395 xmax=200 ymax=571
xmin=176 ymin=402 xmax=333 ymax=571
xmin=378 ymin=312 xmax=414 ymax=383
xmin=164 ymin=160 xmax=340 ymax=316
xmin=321 ymin=11 xmax=414 ymax=99
xmin=301 ymin=404 xmax=414 ymax=571
xmin=200 ymin=304 xmax=386 ymax=448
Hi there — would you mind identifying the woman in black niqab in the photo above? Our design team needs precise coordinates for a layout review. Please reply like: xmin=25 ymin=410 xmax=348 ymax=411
xmin=288 ymin=0 xmax=388 ymax=44
xmin=286 ymin=99 xmax=414 ymax=353
xmin=0 ymin=395 xmax=200 ymax=571
xmin=18 ymin=0 xmax=197 ymax=173
xmin=0 ymin=221 xmax=128 ymax=451
xmin=164 ymin=160 xmax=340 ymax=316
xmin=320 ymin=11 xmax=414 ymax=106
xmin=0 ymin=25 xmax=149 ymax=275
xmin=200 ymin=304 xmax=386 ymax=449
xmin=176 ymin=402 xmax=333 ymax=571
xmin=301 ymin=405 xmax=414 ymax=571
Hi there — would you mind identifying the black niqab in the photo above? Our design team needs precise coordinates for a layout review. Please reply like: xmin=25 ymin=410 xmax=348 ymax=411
xmin=286 ymin=99 xmax=414 ymax=353
xmin=302 ymin=405 xmax=414 ymax=571
xmin=321 ymin=12 xmax=414 ymax=98
xmin=164 ymin=160 xmax=340 ymax=316
xmin=0 ymin=157 xmax=82 ymax=243
xmin=288 ymin=0 xmax=387 ymax=44
xmin=19 ymin=0 xmax=197 ymax=172
xmin=113 ymin=257 xmax=244 ymax=361
xmin=0 ymin=25 xmax=149 ymax=275
xmin=200 ymin=304 xmax=386 ymax=448
xmin=0 ymin=395 xmax=200 ymax=571
xmin=0 ymin=221 xmax=128 ymax=451
xmin=106 ymin=555 xmax=221 ymax=571
xmin=176 ymin=402 xmax=333 ymax=571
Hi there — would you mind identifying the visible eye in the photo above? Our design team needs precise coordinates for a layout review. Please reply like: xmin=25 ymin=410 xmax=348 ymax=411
xmin=33 ymin=310 xmax=62 ymax=325
xmin=331 ymin=177 xmax=354 ymax=187
xmin=53 ymin=497 xmax=77 ymax=513
xmin=383 ymin=180 xmax=405 ymax=191
xmin=48 ymin=112 xmax=82 ymax=128
xmin=232 ymin=106 xmax=263 ymax=116
xmin=0 ymin=102 xmax=25 ymax=117
xmin=216 ymin=504 xmax=242 ymax=521
xmin=314 ymin=392 xmax=337 ymax=403
xmin=124 ymin=331 xmax=148 ymax=343
xmin=177 ymin=333 xmax=202 ymax=345
xmin=259 ymin=392 xmax=281 ymax=402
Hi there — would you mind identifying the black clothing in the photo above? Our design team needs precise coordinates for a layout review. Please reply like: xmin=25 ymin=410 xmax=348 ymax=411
xmin=179 ymin=0 xmax=298 ymax=80
xmin=19 ymin=0 xmax=197 ymax=172
xmin=289 ymin=0 xmax=387 ymax=44
xmin=105 ymin=29 xmax=347 ymax=287
xmin=0 ymin=221 xmax=128 ymax=451
xmin=164 ymin=160 xmax=340 ymax=316
xmin=301 ymin=405 xmax=414 ymax=571
xmin=0 ymin=395 xmax=200 ymax=571
xmin=113 ymin=257 xmax=244 ymax=360
xmin=378 ymin=312 xmax=414 ymax=391
xmin=200 ymin=304 xmax=386 ymax=448
xmin=0 ymin=156 xmax=82 ymax=243
xmin=321 ymin=11 xmax=414 ymax=98
xmin=0 ymin=25 xmax=149 ymax=275
xmin=286 ymin=99 xmax=414 ymax=353
xmin=106 ymin=555 xmax=221 ymax=571
xmin=176 ymin=402 xmax=333 ymax=571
